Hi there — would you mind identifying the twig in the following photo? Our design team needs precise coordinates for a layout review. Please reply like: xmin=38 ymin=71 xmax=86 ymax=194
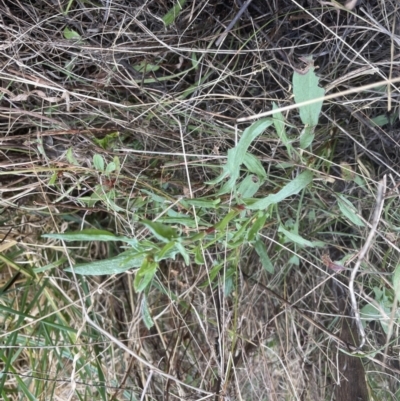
xmin=349 ymin=175 xmax=386 ymax=350
xmin=215 ymin=0 xmax=253 ymax=46
xmin=139 ymin=370 xmax=154 ymax=401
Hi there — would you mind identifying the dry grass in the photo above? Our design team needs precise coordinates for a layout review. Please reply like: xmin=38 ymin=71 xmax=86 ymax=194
xmin=1 ymin=0 xmax=400 ymax=400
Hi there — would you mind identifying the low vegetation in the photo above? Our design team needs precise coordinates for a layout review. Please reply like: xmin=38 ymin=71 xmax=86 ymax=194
xmin=0 ymin=1 xmax=399 ymax=400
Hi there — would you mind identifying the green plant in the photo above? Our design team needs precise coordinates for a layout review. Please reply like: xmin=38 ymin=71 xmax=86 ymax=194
xmin=42 ymin=61 xmax=330 ymax=328
xmin=360 ymin=263 xmax=400 ymax=335
xmin=3 ymin=3 xmax=397 ymax=399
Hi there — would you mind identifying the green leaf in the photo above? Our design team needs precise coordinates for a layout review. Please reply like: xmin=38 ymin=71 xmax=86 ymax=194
xmin=247 ymin=213 xmax=268 ymax=242
xmin=141 ymin=297 xmax=154 ymax=329
xmin=113 ymin=156 xmax=120 ymax=172
xmin=293 ymin=60 xmax=324 ymax=149
xmin=159 ymin=216 xmax=198 ymax=228
xmin=223 ymin=267 xmax=236 ymax=296
xmin=207 ymin=118 xmax=273 ymax=192
xmin=42 ymin=229 xmax=135 ymax=243
xmin=393 ymin=264 xmax=400 ymax=300
xmin=299 ymin=126 xmax=315 ymax=149
xmin=134 ymin=258 xmax=158 ymax=293
xmin=371 ymin=112 xmax=397 ymax=127
xmin=229 ymin=223 xmax=248 ymax=247
xmin=254 ymin=239 xmax=274 ymax=273
xmin=272 ymin=102 xmax=292 ymax=156
xmin=231 ymin=118 xmax=273 ymax=168
xmin=175 ymin=242 xmax=190 ymax=265
xmin=340 ymin=161 xmax=355 ymax=182
xmin=142 ymin=219 xmax=179 ymax=243
xmin=337 ymin=196 xmax=365 ymax=227
xmin=93 ymin=131 xmax=119 ymax=150
xmin=288 ymin=254 xmax=300 ymax=266
xmin=278 ymin=225 xmax=315 ymax=247
xmin=238 ymin=175 xmax=262 ymax=198
xmin=293 ymin=61 xmax=325 ymax=128
xmin=63 ymin=27 xmax=81 ymax=40
xmin=49 ymin=172 xmax=57 ymax=186
xmin=214 ymin=209 xmax=241 ymax=231
xmin=65 ymin=250 xmax=145 ymax=275
xmin=371 ymin=114 xmax=389 ymax=127
xmin=183 ymin=198 xmax=221 ymax=208
xmin=141 ymin=189 xmax=167 ymax=203
xmin=194 ymin=245 xmax=205 ymax=264
xmin=89 ymin=187 xmax=124 ymax=212
xmin=92 ymin=132 xmax=119 ymax=150
xmin=132 ymin=61 xmax=160 ymax=73
xmin=360 ymin=304 xmax=381 ymax=322
xmin=33 ymin=257 xmax=67 ymax=273
xmin=189 ymin=231 xmax=207 ymax=242
xmin=246 ymin=170 xmax=313 ymax=210
xmin=360 ymin=302 xmax=390 ymax=334
xmin=206 ymin=263 xmax=223 ymax=284
xmin=162 ymin=0 xmax=187 ymax=26
xmin=243 ymin=153 xmax=267 ymax=179
xmin=354 ymin=175 xmax=366 ymax=190
xmin=105 ymin=162 xmax=116 ymax=175
xmin=191 ymin=52 xmax=199 ymax=69
xmin=93 ymin=154 xmax=105 ymax=172
xmin=155 ymin=241 xmax=178 ymax=262
xmin=66 ymin=147 xmax=80 ymax=166
xmin=373 ymin=287 xmax=386 ymax=303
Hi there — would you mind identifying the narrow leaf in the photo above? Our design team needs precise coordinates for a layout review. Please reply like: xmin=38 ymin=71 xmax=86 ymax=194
xmin=243 ymin=152 xmax=267 ymax=179
xmin=134 ymin=258 xmax=158 ymax=293
xmin=66 ymin=148 xmax=80 ymax=166
xmin=393 ymin=264 xmax=400 ymax=300
xmin=155 ymin=241 xmax=178 ymax=262
xmin=175 ymin=242 xmax=190 ymax=265
xmin=194 ymin=245 xmax=205 ymax=264
xmin=142 ymin=219 xmax=179 ymax=243
xmin=246 ymin=170 xmax=313 ymax=210
xmin=337 ymin=196 xmax=365 ymax=227
xmin=254 ymin=239 xmax=274 ymax=273
xmin=183 ymin=198 xmax=221 ymax=208
xmin=42 ymin=229 xmax=135 ymax=243
xmin=278 ymin=225 xmax=315 ymax=247
xmin=141 ymin=297 xmax=154 ymax=329
xmin=214 ymin=209 xmax=240 ymax=231
xmin=207 ymin=118 xmax=273 ymax=191
xmin=247 ymin=213 xmax=267 ymax=242
xmin=65 ymin=250 xmax=144 ymax=275
xmin=159 ymin=217 xmax=198 ymax=228
xmin=272 ymin=102 xmax=292 ymax=156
